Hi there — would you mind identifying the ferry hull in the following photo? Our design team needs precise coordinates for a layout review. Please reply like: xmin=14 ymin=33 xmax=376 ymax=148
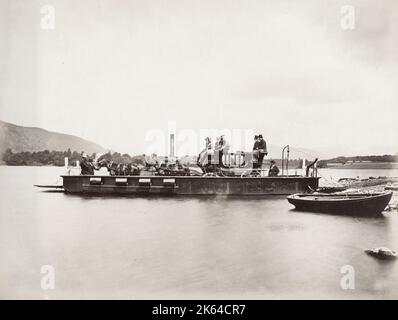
xmin=62 ymin=175 xmax=319 ymax=196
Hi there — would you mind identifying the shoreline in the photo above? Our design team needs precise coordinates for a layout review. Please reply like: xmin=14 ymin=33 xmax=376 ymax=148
xmin=320 ymin=162 xmax=398 ymax=170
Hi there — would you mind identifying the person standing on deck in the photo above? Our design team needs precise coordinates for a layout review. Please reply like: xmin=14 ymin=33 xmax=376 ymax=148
xmin=253 ymin=135 xmax=259 ymax=151
xmin=252 ymin=135 xmax=260 ymax=169
xmin=198 ymin=137 xmax=213 ymax=167
xmin=80 ymin=153 xmax=93 ymax=175
xmin=257 ymin=134 xmax=268 ymax=168
xmin=217 ymin=135 xmax=229 ymax=167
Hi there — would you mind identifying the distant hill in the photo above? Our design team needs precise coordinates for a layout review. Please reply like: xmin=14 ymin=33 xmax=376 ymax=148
xmin=0 ymin=120 xmax=107 ymax=161
xmin=1 ymin=119 xmax=394 ymax=166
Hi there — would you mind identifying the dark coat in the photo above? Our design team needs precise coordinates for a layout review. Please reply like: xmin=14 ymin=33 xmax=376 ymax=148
xmin=268 ymin=164 xmax=280 ymax=176
xmin=80 ymin=159 xmax=93 ymax=175
xmin=253 ymin=140 xmax=259 ymax=150
xmin=257 ymin=139 xmax=267 ymax=153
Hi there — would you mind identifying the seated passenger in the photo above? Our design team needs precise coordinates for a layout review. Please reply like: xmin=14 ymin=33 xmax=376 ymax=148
xmin=161 ymin=157 xmax=169 ymax=169
xmin=268 ymin=160 xmax=280 ymax=177
xmin=176 ymin=159 xmax=183 ymax=170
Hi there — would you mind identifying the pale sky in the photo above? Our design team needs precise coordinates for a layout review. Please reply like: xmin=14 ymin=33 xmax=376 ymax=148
xmin=0 ymin=0 xmax=397 ymax=156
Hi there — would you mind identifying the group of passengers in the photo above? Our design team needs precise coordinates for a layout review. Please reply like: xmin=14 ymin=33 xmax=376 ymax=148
xmin=159 ymin=157 xmax=184 ymax=170
xmin=197 ymin=135 xmax=230 ymax=168
xmin=252 ymin=134 xmax=279 ymax=176
xmin=197 ymin=134 xmax=279 ymax=176
xmin=80 ymin=133 xmax=279 ymax=176
xmin=157 ymin=157 xmax=190 ymax=175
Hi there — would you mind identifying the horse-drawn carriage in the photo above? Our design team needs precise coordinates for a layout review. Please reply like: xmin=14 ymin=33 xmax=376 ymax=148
xmin=143 ymin=156 xmax=191 ymax=176
xmin=196 ymin=150 xmax=263 ymax=177
xmin=85 ymin=150 xmax=265 ymax=178
xmin=141 ymin=151 xmax=262 ymax=177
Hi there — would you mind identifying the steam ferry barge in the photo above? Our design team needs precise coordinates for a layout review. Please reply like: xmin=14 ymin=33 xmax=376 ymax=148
xmin=60 ymin=147 xmax=320 ymax=195
xmin=61 ymin=174 xmax=319 ymax=196
xmin=39 ymin=137 xmax=320 ymax=196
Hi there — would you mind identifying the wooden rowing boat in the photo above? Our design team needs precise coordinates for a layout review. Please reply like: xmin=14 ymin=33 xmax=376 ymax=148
xmin=287 ymin=191 xmax=393 ymax=216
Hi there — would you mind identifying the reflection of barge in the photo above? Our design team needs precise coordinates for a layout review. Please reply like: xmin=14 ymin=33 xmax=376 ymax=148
xmin=62 ymin=175 xmax=319 ymax=195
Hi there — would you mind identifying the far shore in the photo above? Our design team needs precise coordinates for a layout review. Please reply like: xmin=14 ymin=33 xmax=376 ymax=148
xmin=321 ymin=162 xmax=398 ymax=170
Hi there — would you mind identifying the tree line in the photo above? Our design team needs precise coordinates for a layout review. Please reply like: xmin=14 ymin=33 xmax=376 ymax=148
xmin=2 ymin=149 xmax=146 ymax=166
xmin=3 ymin=148 xmax=396 ymax=167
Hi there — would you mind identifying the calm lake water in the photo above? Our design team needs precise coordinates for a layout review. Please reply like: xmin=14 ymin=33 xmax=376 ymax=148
xmin=1 ymin=166 xmax=398 ymax=299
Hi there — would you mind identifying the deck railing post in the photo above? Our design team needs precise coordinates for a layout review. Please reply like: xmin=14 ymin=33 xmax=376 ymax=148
xmin=282 ymin=145 xmax=290 ymax=176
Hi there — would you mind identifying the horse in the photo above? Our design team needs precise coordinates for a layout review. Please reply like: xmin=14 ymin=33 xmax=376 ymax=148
xmin=96 ymin=159 xmax=140 ymax=176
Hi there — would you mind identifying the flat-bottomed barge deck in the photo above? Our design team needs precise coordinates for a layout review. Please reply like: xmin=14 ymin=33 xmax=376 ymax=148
xmin=62 ymin=175 xmax=320 ymax=195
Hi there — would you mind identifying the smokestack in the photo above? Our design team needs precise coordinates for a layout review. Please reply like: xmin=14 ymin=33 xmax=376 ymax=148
xmin=169 ymin=134 xmax=175 ymax=157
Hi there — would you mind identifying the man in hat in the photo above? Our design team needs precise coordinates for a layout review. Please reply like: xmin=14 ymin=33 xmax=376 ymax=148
xmin=80 ymin=152 xmax=93 ymax=175
xmin=217 ymin=135 xmax=229 ymax=167
xmin=257 ymin=134 xmax=268 ymax=168
xmin=253 ymin=135 xmax=259 ymax=151
xmin=252 ymin=135 xmax=260 ymax=169
xmin=268 ymin=160 xmax=280 ymax=177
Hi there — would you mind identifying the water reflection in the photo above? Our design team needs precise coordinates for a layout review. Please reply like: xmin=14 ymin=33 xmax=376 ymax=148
xmin=0 ymin=166 xmax=397 ymax=299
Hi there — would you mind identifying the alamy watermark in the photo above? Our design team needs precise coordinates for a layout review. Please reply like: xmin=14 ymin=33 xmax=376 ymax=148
xmin=40 ymin=5 xmax=55 ymax=30
xmin=144 ymin=121 xmax=256 ymax=157
xmin=40 ymin=265 xmax=55 ymax=290
xmin=340 ymin=5 xmax=355 ymax=30
xmin=340 ymin=265 xmax=355 ymax=290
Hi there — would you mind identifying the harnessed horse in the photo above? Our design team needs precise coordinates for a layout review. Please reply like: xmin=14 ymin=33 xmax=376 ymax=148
xmin=96 ymin=159 xmax=140 ymax=176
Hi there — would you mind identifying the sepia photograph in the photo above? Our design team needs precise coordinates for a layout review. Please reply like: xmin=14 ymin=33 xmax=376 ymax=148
xmin=1 ymin=0 xmax=398 ymax=307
